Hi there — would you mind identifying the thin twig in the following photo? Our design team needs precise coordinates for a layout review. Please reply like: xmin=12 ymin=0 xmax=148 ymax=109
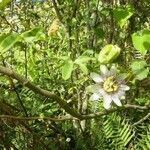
xmin=133 ymin=113 xmax=150 ymax=126
xmin=51 ymin=0 xmax=63 ymax=22
xmin=71 ymin=0 xmax=80 ymax=18
xmin=14 ymin=88 xmax=28 ymax=117
xmin=81 ymin=104 xmax=149 ymax=119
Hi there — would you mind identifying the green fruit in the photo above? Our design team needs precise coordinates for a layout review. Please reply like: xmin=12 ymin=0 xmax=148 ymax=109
xmin=98 ymin=44 xmax=121 ymax=64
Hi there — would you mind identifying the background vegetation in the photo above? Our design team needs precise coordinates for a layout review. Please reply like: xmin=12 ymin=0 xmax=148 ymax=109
xmin=0 ymin=0 xmax=149 ymax=149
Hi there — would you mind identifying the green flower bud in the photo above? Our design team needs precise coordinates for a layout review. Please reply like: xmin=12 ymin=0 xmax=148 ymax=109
xmin=98 ymin=44 xmax=121 ymax=64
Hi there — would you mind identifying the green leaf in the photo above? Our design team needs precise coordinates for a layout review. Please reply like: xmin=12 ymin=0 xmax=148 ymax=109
xmin=74 ymin=56 xmax=93 ymax=74
xmin=20 ymin=27 xmax=45 ymax=43
xmin=77 ymin=63 xmax=88 ymax=74
xmin=0 ymin=33 xmax=20 ymax=54
xmin=0 ymin=0 xmax=11 ymax=10
xmin=61 ymin=59 xmax=74 ymax=80
xmin=132 ymin=29 xmax=150 ymax=55
xmin=74 ymin=56 xmax=93 ymax=64
xmin=131 ymin=60 xmax=149 ymax=80
xmin=113 ymin=5 xmax=134 ymax=28
xmin=94 ymin=27 xmax=105 ymax=38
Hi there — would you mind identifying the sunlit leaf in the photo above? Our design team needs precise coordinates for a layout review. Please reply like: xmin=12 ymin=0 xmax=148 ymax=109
xmin=131 ymin=60 xmax=149 ymax=80
xmin=20 ymin=27 xmax=45 ymax=42
xmin=61 ymin=59 xmax=74 ymax=80
xmin=132 ymin=29 xmax=150 ymax=55
xmin=0 ymin=33 xmax=20 ymax=54
xmin=74 ymin=56 xmax=93 ymax=74
xmin=75 ymin=56 xmax=93 ymax=64
xmin=78 ymin=63 xmax=88 ymax=74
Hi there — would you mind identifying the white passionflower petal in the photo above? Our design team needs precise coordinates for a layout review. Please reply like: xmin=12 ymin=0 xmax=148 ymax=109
xmin=99 ymin=88 xmax=106 ymax=96
xmin=90 ymin=93 xmax=101 ymax=101
xmin=120 ymin=84 xmax=130 ymax=91
xmin=90 ymin=73 xmax=103 ymax=83
xmin=113 ymin=90 xmax=125 ymax=98
xmin=103 ymin=95 xmax=112 ymax=109
xmin=112 ymin=95 xmax=122 ymax=106
xmin=100 ymin=65 xmax=108 ymax=75
xmin=109 ymin=66 xmax=117 ymax=76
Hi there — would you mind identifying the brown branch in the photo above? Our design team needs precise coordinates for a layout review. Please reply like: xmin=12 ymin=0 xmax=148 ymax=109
xmin=0 ymin=65 xmax=83 ymax=119
xmin=0 ymin=104 xmax=149 ymax=121
xmin=0 ymin=115 xmax=77 ymax=121
xmin=124 ymin=104 xmax=149 ymax=110
xmin=2 ymin=60 xmax=28 ymax=116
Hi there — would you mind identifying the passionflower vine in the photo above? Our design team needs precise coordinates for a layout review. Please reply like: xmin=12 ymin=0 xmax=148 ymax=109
xmin=87 ymin=65 xmax=130 ymax=109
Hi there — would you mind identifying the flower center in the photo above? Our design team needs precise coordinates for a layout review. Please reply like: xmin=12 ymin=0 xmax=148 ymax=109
xmin=103 ymin=76 xmax=119 ymax=93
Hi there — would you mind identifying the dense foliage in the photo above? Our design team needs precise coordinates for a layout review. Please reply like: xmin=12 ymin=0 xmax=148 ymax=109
xmin=0 ymin=0 xmax=149 ymax=149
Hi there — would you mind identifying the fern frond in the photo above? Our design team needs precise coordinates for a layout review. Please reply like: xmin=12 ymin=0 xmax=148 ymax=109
xmin=116 ymin=119 xmax=134 ymax=147
xmin=135 ymin=125 xmax=150 ymax=150
xmin=103 ymin=118 xmax=114 ymax=138
xmin=103 ymin=114 xmax=134 ymax=149
xmin=21 ymin=88 xmax=35 ymax=99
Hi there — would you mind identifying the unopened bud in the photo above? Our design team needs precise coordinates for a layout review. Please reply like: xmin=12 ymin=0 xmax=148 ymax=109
xmin=98 ymin=44 xmax=121 ymax=64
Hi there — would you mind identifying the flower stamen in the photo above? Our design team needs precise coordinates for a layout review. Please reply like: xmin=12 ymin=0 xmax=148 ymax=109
xmin=103 ymin=76 xmax=119 ymax=93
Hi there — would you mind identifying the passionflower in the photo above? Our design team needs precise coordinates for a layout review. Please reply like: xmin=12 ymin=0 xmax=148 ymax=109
xmin=87 ymin=65 xmax=130 ymax=109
